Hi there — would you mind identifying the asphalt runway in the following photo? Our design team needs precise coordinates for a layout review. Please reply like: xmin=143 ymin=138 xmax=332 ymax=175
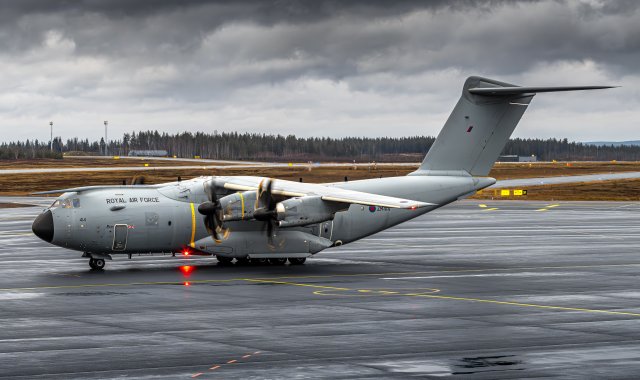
xmin=1 ymin=199 xmax=640 ymax=379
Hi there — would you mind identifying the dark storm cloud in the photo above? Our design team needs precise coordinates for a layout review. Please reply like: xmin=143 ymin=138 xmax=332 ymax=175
xmin=0 ymin=0 xmax=637 ymax=141
xmin=2 ymin=0 xmax=638 ymax=79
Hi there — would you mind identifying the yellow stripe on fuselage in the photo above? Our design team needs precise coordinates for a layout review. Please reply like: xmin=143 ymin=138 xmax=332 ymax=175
xmin=189 ymin=202 xmax=196 ymax=248
xmin=239 ymin=192 xmax=245 ymax=219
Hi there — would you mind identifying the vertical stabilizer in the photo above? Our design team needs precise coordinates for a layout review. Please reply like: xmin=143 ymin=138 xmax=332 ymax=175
xmin=413 ymin=76 xmax=613 ymax=177
xmin=417 ymin=76 xmax=532 ymax=177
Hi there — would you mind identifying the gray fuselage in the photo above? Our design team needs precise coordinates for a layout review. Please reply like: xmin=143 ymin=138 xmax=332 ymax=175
xmin=34 ymin=174 xmax=492 ymax=259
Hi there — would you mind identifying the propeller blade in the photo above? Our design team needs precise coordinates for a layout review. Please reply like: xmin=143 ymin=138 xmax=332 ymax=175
xmin=255 ymin=178 xmax=280 ymax=244
xmin=199 ymin=180 xmax=227 ymax=241
xmin=132 ymin=175 xmax=145 ymax=185
xmin=267 ymin=220 xmax=276 ymax=246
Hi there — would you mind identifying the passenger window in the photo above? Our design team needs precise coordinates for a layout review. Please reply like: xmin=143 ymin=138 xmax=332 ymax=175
xmin=72 ymin=198 xmax=80 ymax=208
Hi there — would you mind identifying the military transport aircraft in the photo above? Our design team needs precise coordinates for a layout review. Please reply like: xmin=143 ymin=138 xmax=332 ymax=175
xmin=31 ymin=76 xmax=613 ymax=269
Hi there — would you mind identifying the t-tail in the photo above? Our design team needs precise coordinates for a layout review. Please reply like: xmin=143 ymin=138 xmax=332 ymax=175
xmin=413 ymin=76 xmax=615 ymax=177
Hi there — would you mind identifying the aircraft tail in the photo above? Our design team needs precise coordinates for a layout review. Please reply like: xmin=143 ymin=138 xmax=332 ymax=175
xmin=413 ymin=76 xmax=614 ymax=177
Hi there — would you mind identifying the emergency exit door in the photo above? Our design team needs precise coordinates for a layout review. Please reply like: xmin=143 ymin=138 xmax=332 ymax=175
xmin=113 ymin=224 xmax=128 ymax=251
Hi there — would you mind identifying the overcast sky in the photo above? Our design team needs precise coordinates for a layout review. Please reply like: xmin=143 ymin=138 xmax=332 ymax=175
xmin=0 ymin=0 xmax=638 ymax=143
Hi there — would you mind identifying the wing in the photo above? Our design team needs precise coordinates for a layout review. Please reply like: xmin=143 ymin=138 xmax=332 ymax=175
xmin=214 ymin=176 xmax=434 ymax=209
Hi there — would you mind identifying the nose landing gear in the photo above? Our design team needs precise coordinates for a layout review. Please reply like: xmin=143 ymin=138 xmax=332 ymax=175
xmin=89 ymin=258 xmax=105 ymax=270
xmin=82 ymin=253 xmax=111 ymax=270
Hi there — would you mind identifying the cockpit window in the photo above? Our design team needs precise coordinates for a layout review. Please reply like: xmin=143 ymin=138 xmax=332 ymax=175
xmin=49 ymin=198 xmax=80 ymax=209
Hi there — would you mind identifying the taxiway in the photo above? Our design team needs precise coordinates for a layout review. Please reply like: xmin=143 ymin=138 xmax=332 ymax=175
xmin=1 ymin=199 xmax=639 ymax=378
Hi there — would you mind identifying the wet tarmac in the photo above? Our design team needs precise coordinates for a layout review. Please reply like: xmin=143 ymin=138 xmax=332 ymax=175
xmin=1 ymin=199 xmax=640 ymax=379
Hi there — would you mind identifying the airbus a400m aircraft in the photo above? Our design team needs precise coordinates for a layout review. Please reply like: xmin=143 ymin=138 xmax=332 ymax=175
xmin=32 ymin=76 xmax=612 ymax=269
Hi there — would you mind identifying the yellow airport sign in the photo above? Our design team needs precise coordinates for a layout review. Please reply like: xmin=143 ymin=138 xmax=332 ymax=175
xmin=113 ymin=156 xmax=120 ymax=160
xmin=500 ymin=189 xmax=510 ymax=196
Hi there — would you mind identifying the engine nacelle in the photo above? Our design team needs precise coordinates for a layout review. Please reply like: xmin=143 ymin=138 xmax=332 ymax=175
xmin=220 ymin=191 xmax=258 ymax=221
xmin=276 ymin=196 xmax=347 ymax=228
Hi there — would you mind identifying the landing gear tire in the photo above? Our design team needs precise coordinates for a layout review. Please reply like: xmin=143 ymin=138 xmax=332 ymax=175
xmin=89 ymin=258 xmax=105 ymax=270
xmin=267 ymin=258 xmax=287 ymax=265
xmin=236 ymin=257 xmax=251 ymax=265
xmin=216 ymin=255 xmax=233 ymax=265
xmin=288 ymin=258 xmax=306 ymax=265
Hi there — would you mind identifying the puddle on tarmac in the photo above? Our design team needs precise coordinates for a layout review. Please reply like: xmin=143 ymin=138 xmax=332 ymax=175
xmin=370 ymin=355 xmax=525 ymax=376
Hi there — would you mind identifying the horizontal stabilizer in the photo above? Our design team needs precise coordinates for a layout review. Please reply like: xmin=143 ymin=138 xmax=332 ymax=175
xmin=469 ymin=85 xmax=616 ymax=96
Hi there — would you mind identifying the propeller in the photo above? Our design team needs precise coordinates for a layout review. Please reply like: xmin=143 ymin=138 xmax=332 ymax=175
xmin=253 ymin=179 xmax=279 ymax=245
xmin=124 ymin=175 xmax=145 ymax=185
xmin=197 ymin=182 xmax=228 ymax=241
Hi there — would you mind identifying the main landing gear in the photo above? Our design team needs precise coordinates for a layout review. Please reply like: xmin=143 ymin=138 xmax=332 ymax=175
xmin=288 ymin=258 xmax=306 ymax=265
xmin=267 ymin=258 xmax=287 ymax=265
xmin=216 ymin=255 xmax=234 ymax=265
xmin=89 ymin=258 xmax=105 ymax=270
xmin=215 ymin=256 xmax=306 ymax=265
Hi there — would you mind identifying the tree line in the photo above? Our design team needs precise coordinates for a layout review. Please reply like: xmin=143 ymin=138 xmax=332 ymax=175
xmin=1 ymin=131 xmax=639 ymax=161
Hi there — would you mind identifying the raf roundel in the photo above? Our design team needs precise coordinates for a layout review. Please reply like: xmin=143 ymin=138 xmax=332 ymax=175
xmin=369 ymin=206 xmax=376 ymax=213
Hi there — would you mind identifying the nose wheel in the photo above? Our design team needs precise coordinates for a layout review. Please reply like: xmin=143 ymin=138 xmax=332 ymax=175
xmin=89 ymin=258 xmax=105 ymax=270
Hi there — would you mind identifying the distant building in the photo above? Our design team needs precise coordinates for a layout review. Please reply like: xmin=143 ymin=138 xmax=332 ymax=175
xmin=518 ymin=155 xmax=537 ymax=162
xmin=128 ymin=150 xmax=168 ymax=157
xmin=498 ymin=155 xmax=537 ymax=162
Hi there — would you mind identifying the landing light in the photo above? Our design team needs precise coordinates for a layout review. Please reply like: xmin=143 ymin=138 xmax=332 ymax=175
xmin=180 ymin=265 xmax=194 ymax=276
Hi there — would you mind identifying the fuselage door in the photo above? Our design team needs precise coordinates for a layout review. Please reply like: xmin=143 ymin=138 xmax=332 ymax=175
xmin=319 ymin=221 xmax=333 ymax=241
xmin=113 ymin=224 xmax=128 ymax=251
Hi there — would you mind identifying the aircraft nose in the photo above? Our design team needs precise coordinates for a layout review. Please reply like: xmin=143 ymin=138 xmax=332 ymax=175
xmin=32 ymin=210 xmax=54 ymax=243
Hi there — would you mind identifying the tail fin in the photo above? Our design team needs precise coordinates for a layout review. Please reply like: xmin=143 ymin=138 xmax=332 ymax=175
xmin=415 ymin=76 xmax=614 ymax=177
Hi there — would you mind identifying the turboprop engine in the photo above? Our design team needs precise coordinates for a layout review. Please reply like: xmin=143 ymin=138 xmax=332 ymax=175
xmin=219 ymin=191 xmax=258 ymax=221
xmin=219 ymin=192 xmax=347 ymax=228
xmin=276 ymin=196 xmax=348 ymax=228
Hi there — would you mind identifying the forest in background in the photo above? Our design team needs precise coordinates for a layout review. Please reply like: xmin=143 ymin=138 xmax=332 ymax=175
xmin=1 ymin=131 xmax=640 ymax=161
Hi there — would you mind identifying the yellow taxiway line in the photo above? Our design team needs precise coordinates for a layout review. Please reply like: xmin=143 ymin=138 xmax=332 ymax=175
xmin=2 ymin=263 xmax=640 ymax=318
xmin=250 ymin=278 xmax=640 ymax=318
xmin=3 ymin=262 xmax=640 ymax=293
xmin=537 ymin=203 xmax=561 ymax=211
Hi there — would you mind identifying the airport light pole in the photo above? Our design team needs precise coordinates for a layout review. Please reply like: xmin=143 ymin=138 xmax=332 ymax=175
xmin=104 ymin=120 xmax=108 ymax=156
xmin=49 ymin=121 xmax=53 ymax=152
